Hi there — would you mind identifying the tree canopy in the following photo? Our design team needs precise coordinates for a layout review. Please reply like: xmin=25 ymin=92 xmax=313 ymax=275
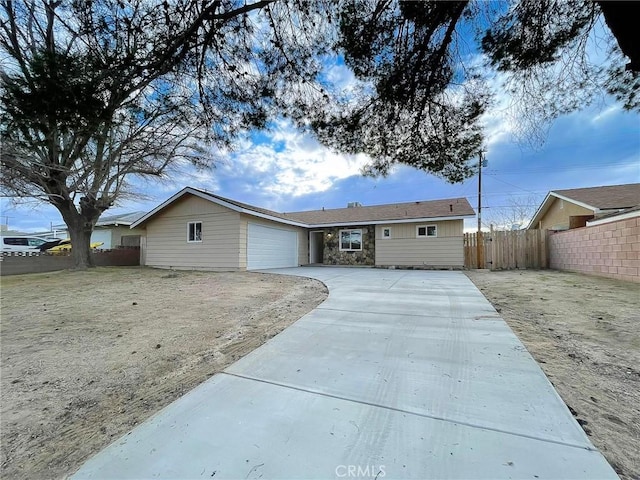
xmin=312 ymin=0 xmax=639 ymax=179
xmin=1 ymin=0 xmax=637 ymax=268
xmin=0 ymin=0 xmax=328 ymax=267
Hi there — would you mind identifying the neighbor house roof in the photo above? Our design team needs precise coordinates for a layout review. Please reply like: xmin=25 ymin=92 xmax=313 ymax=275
xmin=551 ymin=184 xmax=640 ymax=210
xmin=52 ymin=211 xmax=146 ymax=230
xmin=586 ymin=204 xmax=640 ymax=226
xmin=131 ymin=187 xmax=475 ymax=229
xmin=0 ymin=229 xmax=32 ymax=236
xmin=96 ymin=211 xmax=147 ymax=227
xmin=528 ymin=183 xmax=640 ymax=229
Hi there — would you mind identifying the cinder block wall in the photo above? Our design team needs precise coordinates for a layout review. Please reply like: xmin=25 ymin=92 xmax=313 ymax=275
xmin=548 ymin=216 xmax=639 ymax=282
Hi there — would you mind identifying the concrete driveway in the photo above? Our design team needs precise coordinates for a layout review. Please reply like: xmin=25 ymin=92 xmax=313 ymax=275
xmin=73 ymin=267 xmax=617 ymax=479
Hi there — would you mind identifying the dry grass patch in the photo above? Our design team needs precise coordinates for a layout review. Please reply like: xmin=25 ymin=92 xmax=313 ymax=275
xmin=1 ymin=267 xmax=327 ymax=479
xmin=466 ymin=269 xmax=639 ymax=480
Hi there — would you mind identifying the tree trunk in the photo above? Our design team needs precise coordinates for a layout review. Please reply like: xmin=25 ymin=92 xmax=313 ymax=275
xmin=54 ymin=201 xmax=101 ymax=270
xmin=67 ymin=221 xmax=95 ymax=270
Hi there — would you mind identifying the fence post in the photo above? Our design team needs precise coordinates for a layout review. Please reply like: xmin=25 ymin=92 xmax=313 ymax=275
xmin=541 ymin=229 xmax=549 ymax=269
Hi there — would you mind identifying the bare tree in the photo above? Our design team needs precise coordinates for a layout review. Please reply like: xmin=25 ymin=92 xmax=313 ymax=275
xmin=0 ymin=0 xmax=327 ymax=268
xmin=1 ymin=0 xmax=638 ymax=271
xmin=483 ymin=195 xmax=542 ymax=231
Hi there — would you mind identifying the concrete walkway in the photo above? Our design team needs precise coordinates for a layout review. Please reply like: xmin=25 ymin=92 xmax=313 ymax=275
xmin=73 ymin=268 xmax=617 ymax=479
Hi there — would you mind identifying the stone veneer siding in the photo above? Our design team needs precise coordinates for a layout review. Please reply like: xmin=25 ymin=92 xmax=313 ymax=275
xmin=323 ymin=225 xmax=375 ymax=266
xmin=548 ymin=215 xmax=639 ymax=283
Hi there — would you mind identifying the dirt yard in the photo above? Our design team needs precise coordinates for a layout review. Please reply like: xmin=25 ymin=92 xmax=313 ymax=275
xmin=0 ymin=267 xmax=327 ymax=479
xmin=466 ymin=269 xmax=639 ymax=480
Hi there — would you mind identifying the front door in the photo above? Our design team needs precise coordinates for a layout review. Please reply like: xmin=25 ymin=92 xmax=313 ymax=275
xmin=309 ymin=231 xmax=324 ymax=264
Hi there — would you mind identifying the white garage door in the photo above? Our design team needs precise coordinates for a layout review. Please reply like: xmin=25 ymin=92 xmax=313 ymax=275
xmin=247 ymin=223 xmax=298 ymax=270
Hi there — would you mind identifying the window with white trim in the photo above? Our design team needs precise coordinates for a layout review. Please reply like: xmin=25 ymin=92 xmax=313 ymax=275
xmin=339 ymin=229 xmax=362 ymax=251
xmin=382 ymin=227 xmax=391 ymax=239
xmin=416 ymin=225 xmax=437 ymax=238
xmin=187 ymin=221 xmax=203 ymax=242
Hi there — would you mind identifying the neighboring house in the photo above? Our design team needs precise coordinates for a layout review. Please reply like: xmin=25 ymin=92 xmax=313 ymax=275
xmin=528 ymin=183 xmax=640 ymax=231
xmin=131 ymin=187 xmax=476 ymax=271
xmin=53 ymin=211 xmax=147 ymax=249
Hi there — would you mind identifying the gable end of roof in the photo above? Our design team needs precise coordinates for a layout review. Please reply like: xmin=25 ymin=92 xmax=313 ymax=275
xmin=132 ymin=187 xmax=476 ymax=230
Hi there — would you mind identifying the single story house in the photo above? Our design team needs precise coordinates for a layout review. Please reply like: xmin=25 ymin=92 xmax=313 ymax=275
xmin=52 ymin=211 xmax=147 ymax=249
xmin=527 ymin=183 xmax=640 ymax=231
xmin=131 ymin=187 xmax=476 ymax=271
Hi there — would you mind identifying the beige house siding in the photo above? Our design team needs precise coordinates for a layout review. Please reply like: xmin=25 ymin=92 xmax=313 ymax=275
xmin=144 ymin=195 xmax=242 ymax=270
xmin=375 ymin=220 xmax=464 ymax=267
xmin=238 ymin=214 xmax=309 ymax=269
xmin=538 ymin=198 xmax=593 ymax=230
xmin=139 ymin=190 xmax=470 ymax=270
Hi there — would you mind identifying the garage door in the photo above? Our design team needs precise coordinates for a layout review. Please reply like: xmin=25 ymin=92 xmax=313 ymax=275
xmin=247 ymin=223 xmax=298 ymax=270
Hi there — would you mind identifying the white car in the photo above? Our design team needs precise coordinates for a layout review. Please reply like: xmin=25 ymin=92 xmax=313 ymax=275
xmin=1 ymin=236 xmax=49 ymax=253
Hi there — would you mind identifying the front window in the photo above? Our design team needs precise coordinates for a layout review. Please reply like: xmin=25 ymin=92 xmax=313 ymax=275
xmin=417 ymin=225 xmax=437 ymax=237
xmin=339 ymin=229 xmax=362 ymax=251
xmin=187 ymin=222 xmax=202 ymax=242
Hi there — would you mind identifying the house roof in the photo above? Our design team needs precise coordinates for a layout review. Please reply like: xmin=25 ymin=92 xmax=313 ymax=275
xmin=586 ymin=204 xmax=640 ymax=226
xmin=552 ymin=184 xmax=640 ymax=210
xmin=282 ymin=198 xmax=474 ymax=226
xmin=52 ymin=211 xmax=147 ymax=230
xmin=95 ymin=211 xmax=147 ymax=227
xmin=0 ymin=229 xmax=32 ymax=236
xmin=528 ymin=183 xmax=640 ymax=229
xmin=131 ymin=187 xmax=475 ymax=229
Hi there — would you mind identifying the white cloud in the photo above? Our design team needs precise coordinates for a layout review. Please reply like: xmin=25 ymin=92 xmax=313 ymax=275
xmin=324 ymin=61 xmax=359 ymax=98
xmin=591 ymin=104 xmax=621 ymax=124
xmin=479 ymin=71 xmax=518 ymax=151
xmin=223 ymin=120 xmax=370 ymax=198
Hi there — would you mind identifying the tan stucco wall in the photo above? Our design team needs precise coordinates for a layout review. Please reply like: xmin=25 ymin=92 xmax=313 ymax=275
xmin=144 ymin=195 xmax=242 ymax=271
xmin=374 ymin=220 xmax=464 ymax=267
xmin=141 ymin=193 xmax=466 ymax=270
xmin=538 ymin=198 xmax=594 ymax=230
xmin=238 ymin=214 xmax=309 ymax=268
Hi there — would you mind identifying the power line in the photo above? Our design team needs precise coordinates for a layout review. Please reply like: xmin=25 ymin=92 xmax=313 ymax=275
xmin=481 ymin=205 xmax=540 ymax=209
xmin=464 ymin=190 xmax=547 ymax=198
xmin=484 ymin=160 xmax=637 ymax=175
xmin=485 ymin=175 xmax=541 ymax=194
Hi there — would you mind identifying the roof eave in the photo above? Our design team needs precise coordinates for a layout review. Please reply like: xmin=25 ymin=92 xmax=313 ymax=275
xmin=587 ymin=208 xmax=640 ymax=226
xmin=131 ymin=188 xmax=474 ymax=230
xmin=527 ymin=192 xmax=553 ymax=230
xmin=550 ymin=192 xmax=598 ymax=212
xmin=306 ymin=214 xmax=474 ymax=228
xmin=130 ymin=187 xmax=309 ymax=229
xmin=527 ymin=191 xmax=599 ymax=230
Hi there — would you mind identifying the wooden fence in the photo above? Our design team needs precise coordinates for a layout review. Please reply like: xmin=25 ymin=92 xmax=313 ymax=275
xmin=464 ymin=229 xmax=548 ymax=270
xmin=0 ymin=247 xmax=140 ymax=276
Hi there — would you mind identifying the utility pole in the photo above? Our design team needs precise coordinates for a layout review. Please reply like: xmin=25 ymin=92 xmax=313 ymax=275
xmin=477 ymin=152 xmax=483 ymax=233
xmin=476 ymin=152 xmax=486 ymax=269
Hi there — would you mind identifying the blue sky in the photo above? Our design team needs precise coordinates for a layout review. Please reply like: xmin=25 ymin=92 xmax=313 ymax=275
xmin=1 ymin=95 xmax=638 ymax=234
xmin=1 ymin=11 xmax=639 ymax=234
